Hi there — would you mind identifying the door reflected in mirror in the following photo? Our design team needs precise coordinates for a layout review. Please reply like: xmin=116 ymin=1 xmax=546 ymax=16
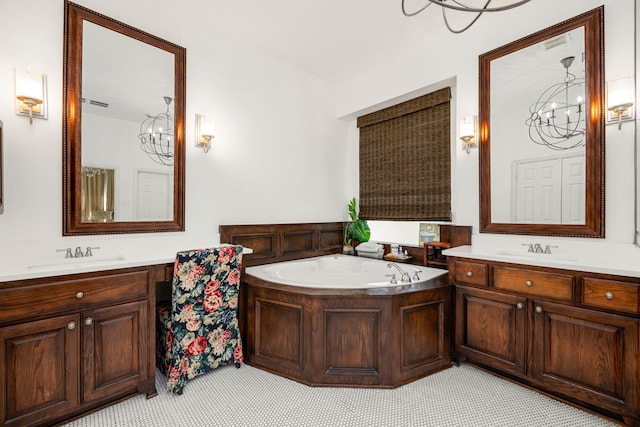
xmin=64 ymin=1 xmax=185 ymax=235
xmin=479 ymin=7 xmax=604 ymax=237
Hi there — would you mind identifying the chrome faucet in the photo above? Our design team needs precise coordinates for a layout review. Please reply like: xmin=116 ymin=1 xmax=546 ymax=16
xmin=74 ymin=246 xmax=84 ymax=258
xmin=533 ymin=243 xmax=543 ymax=253
xmin=387 ymin=263 xmax=411 ymax=283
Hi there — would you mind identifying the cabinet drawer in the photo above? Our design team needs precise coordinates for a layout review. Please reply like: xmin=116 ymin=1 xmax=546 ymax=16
xmin=454 ymin=260 xmax=488 ymax=287
xmin=0 ymin=270 xmax=149 ymax=324
xmin=493 ymin=266 xmax=574 ymax=302
xmin=582 ymin=277 xmax=639 ymax=314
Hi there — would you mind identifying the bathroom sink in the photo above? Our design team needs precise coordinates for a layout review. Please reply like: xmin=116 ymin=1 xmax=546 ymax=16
xmin=495 ymin=250 xmax=578 ymax=264
xmin=27 ymin=255 xmax=126 ymax=271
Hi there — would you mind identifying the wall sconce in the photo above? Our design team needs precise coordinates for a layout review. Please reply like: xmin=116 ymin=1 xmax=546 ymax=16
xmin=15 ymin=67 xmax=47 ymax=124
xmin=607 ymin=77 xmax=634 ymax=130
xmin=195 ymin=114 xmax=215 ymax=153
xmin=460 ymin=116 xmax=477 ymax=154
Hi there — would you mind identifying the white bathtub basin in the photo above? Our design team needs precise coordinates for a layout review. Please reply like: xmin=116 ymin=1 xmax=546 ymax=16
xmin=27 ymin=255 xmax=126 ymax=271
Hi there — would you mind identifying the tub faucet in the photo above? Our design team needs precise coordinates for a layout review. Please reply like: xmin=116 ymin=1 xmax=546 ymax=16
xmin=74 ymin=246 xmax=84 ymax=258
xmin=387 ymin=263 xmax=411 ymax=283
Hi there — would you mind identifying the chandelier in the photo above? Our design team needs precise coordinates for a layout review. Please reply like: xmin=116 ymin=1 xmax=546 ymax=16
xmin=401 ymin=0 xmax=531 ymax=34
xmin=525 ymin=56 xmax=585 ymax=151
xmin=139 ymin=96 xmax=174 ymax=166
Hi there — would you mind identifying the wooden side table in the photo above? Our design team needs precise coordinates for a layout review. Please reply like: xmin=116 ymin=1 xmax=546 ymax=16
xmin=424 ymin=241 xmax=451 ymax=269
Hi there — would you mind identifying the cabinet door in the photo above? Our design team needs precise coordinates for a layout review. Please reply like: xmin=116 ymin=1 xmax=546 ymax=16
xmin=0 ymin=315 xmax=80 ymax=426
xmin=83 ymin=300 xmax=148 ymax=402
xmin=531 ymin=301 xmax=639 ymax=416
xmin=455 ymin=286 xmax=527 ymax=375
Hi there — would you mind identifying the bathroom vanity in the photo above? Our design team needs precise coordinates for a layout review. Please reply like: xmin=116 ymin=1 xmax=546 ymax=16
xmin=0 ymin=263 xmax=171 ymax=427
xmin=445 ymin=246 xmax=640 ymax=426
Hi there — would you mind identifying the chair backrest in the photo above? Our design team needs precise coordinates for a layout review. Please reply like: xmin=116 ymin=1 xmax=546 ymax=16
xmin=165 ymin=245 xmax=244 ymax=393
xmin=171 ymin=245 xmax=243 ymax=314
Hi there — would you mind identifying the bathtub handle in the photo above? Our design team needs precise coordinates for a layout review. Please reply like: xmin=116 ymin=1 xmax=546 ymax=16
xmin=385 ymin=274 xmax=398 ymax=284
xmin=413 ymin=271 xmax=421 ymax=281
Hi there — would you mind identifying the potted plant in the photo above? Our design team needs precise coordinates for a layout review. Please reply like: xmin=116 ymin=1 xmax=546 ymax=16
xmin=343 ymin=197 xmax=371 ymax=255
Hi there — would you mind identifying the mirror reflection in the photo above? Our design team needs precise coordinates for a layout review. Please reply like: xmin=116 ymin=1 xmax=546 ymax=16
xmin=81 ymin=21 xmax=174 ymax=222
xmin=490 ymin=27 xmax=585 ymax=224
xmin=63 ymin=0 xmax=185 ymax=235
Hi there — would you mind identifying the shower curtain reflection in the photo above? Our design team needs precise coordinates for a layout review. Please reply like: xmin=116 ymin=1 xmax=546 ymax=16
xmin=82 ymin=167 xmax=115 ymax=222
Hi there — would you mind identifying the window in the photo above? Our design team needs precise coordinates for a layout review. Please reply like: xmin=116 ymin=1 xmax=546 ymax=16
xmin=357 ymin=87 xmax=451 ymax=221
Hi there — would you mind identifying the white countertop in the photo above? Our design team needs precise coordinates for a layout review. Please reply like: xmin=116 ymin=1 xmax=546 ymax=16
xmin=443 ymin=244 xmax=640 ymax=278
xmin=0 ymin=238 xmax=252 ymax=283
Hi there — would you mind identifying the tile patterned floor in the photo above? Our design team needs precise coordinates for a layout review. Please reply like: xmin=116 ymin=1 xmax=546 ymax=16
xmin=64 ymin=363 xmax=618 ymax=427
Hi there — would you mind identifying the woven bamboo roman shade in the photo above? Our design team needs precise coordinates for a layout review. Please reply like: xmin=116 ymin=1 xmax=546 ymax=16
xmin=357 ymin=87 xmax=451 ymax=221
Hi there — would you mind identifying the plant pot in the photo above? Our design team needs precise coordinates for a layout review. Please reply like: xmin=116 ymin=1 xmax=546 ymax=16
xmin=343 ymin=245 xmax=354 ymax=255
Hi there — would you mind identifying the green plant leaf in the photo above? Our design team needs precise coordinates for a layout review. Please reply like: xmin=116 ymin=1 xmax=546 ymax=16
xmin=348 ymin=219 xmax=370 ymax=242
xmin=347 ymin=197 xmax=358 ymax=221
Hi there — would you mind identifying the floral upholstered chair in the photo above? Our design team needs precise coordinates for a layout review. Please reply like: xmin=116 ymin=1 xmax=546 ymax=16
xmin=156 ymin=245 xmax=244 ymax=394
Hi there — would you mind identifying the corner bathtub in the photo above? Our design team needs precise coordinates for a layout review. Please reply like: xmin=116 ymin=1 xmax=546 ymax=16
xmin=246 ymin=254 xmax=447 ymax=289
xmin=242 ymin=254 xmax=453 ymax=388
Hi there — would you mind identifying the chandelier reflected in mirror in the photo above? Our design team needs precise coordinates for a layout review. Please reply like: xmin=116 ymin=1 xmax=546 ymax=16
xmin=401 ymin=0 xmax=531 ymax=34
xmin=139 ymin=96 xmax=174 ymax=166
xmin=525 ymin=56 xmax=585 ymax=151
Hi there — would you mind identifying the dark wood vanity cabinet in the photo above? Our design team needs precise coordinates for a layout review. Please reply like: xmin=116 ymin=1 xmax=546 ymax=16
xmin=0 ymin=266 xmax=163 ymax=426
xmin=450 ymin=257 xmax=640 ymax=426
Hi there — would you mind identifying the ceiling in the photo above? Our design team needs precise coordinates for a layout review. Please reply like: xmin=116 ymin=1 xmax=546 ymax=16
xmin=79 ymin=0 xmax=532 ymax=121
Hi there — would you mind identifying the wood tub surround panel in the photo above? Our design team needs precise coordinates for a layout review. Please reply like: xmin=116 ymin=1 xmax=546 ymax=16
xmin=449 ymin=255 xmax=640 ymax=426
xmin=322 ymin=308 xmax=384 ymax=383
xmin=219 ymin=222 xmax=344 ymax=267
xmin=243 ymin=273 xmax=452 ymax=388
xmin=0 ymin=264 xmax=165 ymax=427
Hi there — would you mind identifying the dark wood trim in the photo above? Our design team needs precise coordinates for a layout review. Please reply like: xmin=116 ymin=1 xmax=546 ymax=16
xmin=219 ymin=222 xmax=344 ymax=267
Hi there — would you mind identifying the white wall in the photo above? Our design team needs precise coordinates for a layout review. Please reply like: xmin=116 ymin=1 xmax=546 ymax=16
xmin=0 ymin=0 xmax=637 ymax=258
xmin=339 ymin=0 xmax=638 ymax=248
xmin=0 ymin=0 xmax=348 ymax=255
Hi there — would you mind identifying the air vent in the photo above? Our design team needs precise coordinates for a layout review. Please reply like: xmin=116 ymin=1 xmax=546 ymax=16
xmin=89 ymin=99 xmax=109 ymax=108
xmin=541 ymin=34 xmax=569 ymax=50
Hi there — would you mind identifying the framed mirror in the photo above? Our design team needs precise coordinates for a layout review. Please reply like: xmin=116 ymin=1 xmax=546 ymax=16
xmin=63 ymin=1 xmax=185 ymax=235
xmin=479 ymin=7 xmax=604 ymax=237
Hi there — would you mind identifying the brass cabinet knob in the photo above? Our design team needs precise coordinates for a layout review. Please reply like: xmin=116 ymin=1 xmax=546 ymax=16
xmin=75 ymin=291 xmax=84 ymax=299
xmin=466 ymin=271 xmax=473 ymax=277
xmin=67 ymin=321 xmax=77 ymax=330
xmin=535 ymin=305 xmax=543 ymax=313
xmin=605 ymin=291 xmax=614 ymax=300
xmin=516 ymin=302 xmax=524 ymax=310
xmin=85 ymin=317 xmax=94 ymax=326
xmin=525 ymin=280 xmax=533 ymax=287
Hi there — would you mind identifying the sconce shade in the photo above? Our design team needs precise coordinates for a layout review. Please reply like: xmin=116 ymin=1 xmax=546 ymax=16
xmin=460 ymin=116 xmax=477 ymax=154
xmin=15 ymin=67 xmax=46 ymax=124
xmin=607 ymin=77 xmax=634 ymax=130
xmin=195 ymin=114 xmax=215 ymax=153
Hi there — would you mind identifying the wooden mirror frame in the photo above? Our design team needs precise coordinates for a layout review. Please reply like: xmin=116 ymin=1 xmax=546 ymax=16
xmin=479 ymin=7 xmax=604 ymax=238
xmin=63 ymin=1 xmax=185 ymax=235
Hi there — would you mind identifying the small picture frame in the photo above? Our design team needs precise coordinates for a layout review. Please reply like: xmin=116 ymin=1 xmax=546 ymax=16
xmin=419 ymin=222 xmax=440 ymax=244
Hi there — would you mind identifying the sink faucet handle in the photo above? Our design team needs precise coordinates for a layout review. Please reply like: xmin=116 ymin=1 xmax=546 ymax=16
xmin=544 ymin=245 xmax=559 ymax=254
xmin=522 ymin=243 xmax=535 ymax=253
xmin=85 ymin=246 xmax=100 ymax=257
xmin=385 ymin=274 xmax=397 ymax=284
xmin=57 ymin=248 xmax=74 ymax=258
